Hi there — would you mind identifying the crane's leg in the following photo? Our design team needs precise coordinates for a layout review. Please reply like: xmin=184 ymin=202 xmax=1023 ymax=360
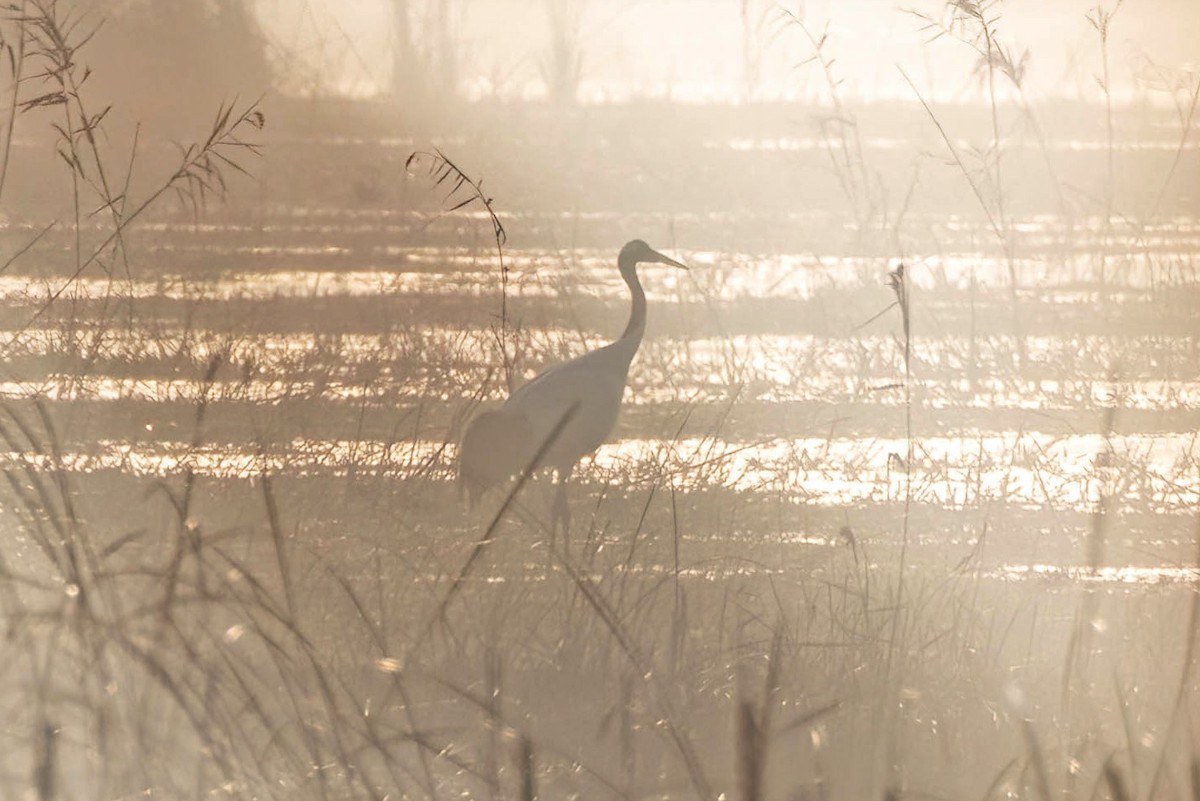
xmin=551 ymin=467 xmax=573 ymax=544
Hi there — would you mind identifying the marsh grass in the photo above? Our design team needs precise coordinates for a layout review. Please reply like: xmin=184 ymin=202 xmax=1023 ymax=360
xmin=783 ymin=9 xmax=889 ymax=250
xmin=0 ymin=2 xmax=1197 ymax=800
xmin=405 ymin=147 xmax=515 ymax=390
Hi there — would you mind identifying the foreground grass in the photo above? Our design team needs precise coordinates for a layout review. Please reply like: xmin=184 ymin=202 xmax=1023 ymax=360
xmin=2 ymin=3 xmax=1198 ymax=796
xmin=1 ymin=441 xmax=1197 ymax=799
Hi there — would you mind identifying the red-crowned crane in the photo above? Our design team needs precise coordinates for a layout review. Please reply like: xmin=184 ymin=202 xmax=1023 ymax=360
xmin=458 ymin=239 xmax=688 ymax=532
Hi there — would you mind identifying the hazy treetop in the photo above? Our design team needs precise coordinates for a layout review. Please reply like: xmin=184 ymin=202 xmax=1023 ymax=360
xmin=259 ymin=0 xmax=1200 ymax=104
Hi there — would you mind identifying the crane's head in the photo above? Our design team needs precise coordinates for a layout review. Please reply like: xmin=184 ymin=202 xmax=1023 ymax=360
xmin=619 ymin=240 xmax=688 ymax=272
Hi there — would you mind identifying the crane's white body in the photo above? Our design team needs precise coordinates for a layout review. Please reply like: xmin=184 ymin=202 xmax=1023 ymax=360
xmin=505 ymin=335 xmax=637 ymax=474
xmin=458 ymin=240 xmax=686 ymax=531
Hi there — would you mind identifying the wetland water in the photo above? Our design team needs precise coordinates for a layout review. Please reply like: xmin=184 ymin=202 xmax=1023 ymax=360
xmin=3 ymin=214 xmax=1196 ymax=533
xmin=1 ymin=122 xmax=1198 ymax=798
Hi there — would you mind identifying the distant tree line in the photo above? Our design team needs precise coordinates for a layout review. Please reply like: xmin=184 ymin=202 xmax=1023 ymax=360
xmin=85 ymin=0 xmax=778 ymax=112
xmin=89 ymin=0 xmax=271 ymax=134
xmin=389 ymin=0 xmax=585 ymax=105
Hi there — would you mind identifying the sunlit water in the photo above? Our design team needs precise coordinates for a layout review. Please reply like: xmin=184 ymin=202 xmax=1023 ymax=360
xmin=708 ymin=136 xmax=1200 ymax=153
xmin=2 ymin=211 xmax=1197 ymax=587
xmin=4 ymin=246 xmax=1198 ymax=304
xmin=5 ymin=371 xmax=1200 ymax=411
xmin=4 ymin=430 xmax=1195 ymax=515
xmin=3 ymin=318 xmax=1198 ymax=413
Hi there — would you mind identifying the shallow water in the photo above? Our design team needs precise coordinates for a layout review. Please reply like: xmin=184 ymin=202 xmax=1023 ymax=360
xmin=1 ymin=207 xmax=1197 ymax=587
xmin=2 ymin=106 xmax=1200 ymax=801
xmin=5 ymin=244 xmax=1199 ymax=303
xmin=4 ymin=428 xmax=1195 ymax=517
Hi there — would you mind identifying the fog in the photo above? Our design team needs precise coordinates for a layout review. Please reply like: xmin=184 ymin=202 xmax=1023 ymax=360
xmin=0 ymin=1 xmax=1198 ymax=799
xmin=269 ymin=0 xmax=1199 ymax=102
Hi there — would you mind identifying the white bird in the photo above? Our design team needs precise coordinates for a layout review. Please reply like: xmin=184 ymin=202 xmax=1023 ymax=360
xmin=458 ymin=239 xmax=688 ymax=532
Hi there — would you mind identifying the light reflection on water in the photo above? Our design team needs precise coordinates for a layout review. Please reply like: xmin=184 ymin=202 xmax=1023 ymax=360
xmin=3 ymin=431 xmax=1196 ymax=514
xmin=4 ymin=370 xmax=1199 ymax=413
xmin=579 ymin=560 xmax=1200 ymax=585
xmin=5 ymin=327 xmax=1197 ymax=412
xmin=8 ymin=212 xmax=1199 ymax=247
xmin=382 ymin=562 xmax=1200 ymax=586
xmin=708 ymin=136 xmax=1200 ymax=153
xmin=993 ymin=564 xmax=1200 ymax=584
xmin=2 ymin=231 xmax=1195 ymax=593
xmin=2 ymin=248 xmax=1196 ymax=305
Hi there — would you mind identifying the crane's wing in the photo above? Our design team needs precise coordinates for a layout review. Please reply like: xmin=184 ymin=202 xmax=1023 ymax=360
xmin=458 ymin=407 xmax=534 ymax=498
xmin=503 ymin=349 xmax=629 ymax=470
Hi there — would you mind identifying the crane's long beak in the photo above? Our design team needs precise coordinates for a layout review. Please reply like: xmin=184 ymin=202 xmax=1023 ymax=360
xmin=650 ymin=248 xmax=688 ymax=270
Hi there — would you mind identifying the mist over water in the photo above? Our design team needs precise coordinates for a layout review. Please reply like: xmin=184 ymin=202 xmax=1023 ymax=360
xmin=269 ymin=0 xmax=1200 ymax=103
xmin=1 ymin=1 xmax=1198 ymax=799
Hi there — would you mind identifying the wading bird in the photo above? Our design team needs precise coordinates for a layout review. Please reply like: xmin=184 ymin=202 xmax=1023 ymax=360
xmin=459 ymin=239 xmax=688 ymax=532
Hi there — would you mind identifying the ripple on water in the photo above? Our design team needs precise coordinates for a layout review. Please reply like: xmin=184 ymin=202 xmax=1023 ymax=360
xmin=1 ymin=431 xmax=1195 ymax=515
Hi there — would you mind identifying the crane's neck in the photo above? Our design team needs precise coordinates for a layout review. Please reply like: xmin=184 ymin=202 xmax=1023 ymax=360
xmin=613 ymin=255 xmax=646 ymax=364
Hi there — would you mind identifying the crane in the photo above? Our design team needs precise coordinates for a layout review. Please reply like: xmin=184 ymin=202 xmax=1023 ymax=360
xmin=458 ymin=239 xmax=688 ymax=533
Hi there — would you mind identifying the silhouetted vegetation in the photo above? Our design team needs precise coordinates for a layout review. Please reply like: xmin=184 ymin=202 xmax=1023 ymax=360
xmin=87 ymin=0 xmax=271 ymax=135
xmin=0 ymin=1 xmax=1197 ymax=799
